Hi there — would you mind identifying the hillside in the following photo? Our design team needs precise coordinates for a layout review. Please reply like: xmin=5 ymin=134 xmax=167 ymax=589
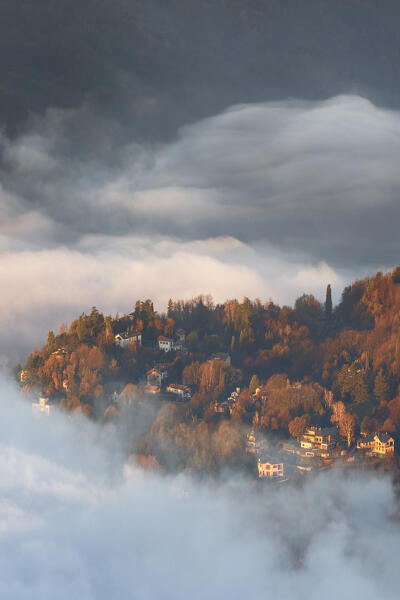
xmin=18 ymin=267 xmax=400 ymax=473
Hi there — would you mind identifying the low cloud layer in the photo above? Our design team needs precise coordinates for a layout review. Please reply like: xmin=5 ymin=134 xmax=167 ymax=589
xmin=1 ymin=95 xmax=399 ymax=358
xmin=0 ymin=376 xmax=399 ymax=599
xmin=0 ymin=235 xmax=340 ymax=361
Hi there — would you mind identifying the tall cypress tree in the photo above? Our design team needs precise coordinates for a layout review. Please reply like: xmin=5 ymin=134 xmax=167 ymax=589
xmin=167 ymin=298 xmax=174 ymax=318
xmin=325 ymin=284 xmax=332 ymax=317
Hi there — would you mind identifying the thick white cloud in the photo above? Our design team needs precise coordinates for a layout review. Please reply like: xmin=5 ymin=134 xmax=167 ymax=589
xmin=0 ymin=234 xmax=347 ymax=361
xmin=0 ymin=376 xmax=399 ymax=599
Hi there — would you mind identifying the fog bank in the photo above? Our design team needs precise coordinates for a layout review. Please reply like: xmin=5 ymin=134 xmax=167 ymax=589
xmin=0 ymin=377 xmax=399 ymax=599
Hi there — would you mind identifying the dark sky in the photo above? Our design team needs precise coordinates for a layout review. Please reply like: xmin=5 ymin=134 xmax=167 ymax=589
xmin=1 ymin=0 xmax=400 ymax=140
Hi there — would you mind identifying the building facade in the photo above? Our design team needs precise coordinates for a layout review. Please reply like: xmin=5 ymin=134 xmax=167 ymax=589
xmin=166 ymin=383 xmax=192 ymax=400
xmin=147 ymin=366 xmax=168 ymax=387
xmin=300 ymin=426 xmax=338 ymax=452
xmin=32 ymin=396 xmax=53 ymax=416
xmin=357 ymin=432 xmax=395 ymax=455
xmin=258 ymin=458 xmax=284 ymax=478
xmin=115 ymin=331 xmax=142 ymax=347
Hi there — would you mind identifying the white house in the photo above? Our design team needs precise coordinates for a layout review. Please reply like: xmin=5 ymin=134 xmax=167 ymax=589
xmin=158 ymin=336 xmax=173 ymax=351
xmin=166 ymin=383 xmax=192 ymax=400
xmin=158 ymin=336 xmax=182 ymax=352
xmin=115 ymin=331 xmax=142 ymax=348
xmin=32 ymin=396 xmax=53 ymax=416
xmin=258 ymin=457 xmax=284 ymax=478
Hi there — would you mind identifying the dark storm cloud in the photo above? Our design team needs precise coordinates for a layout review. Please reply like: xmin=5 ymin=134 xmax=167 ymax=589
xmin=2 ymin=0 xmax=400 ymax=261
xmin=2 ymin=95 xmax=400 ymax=268
xmin=2 ymin=0 xmax=400 ymax=141
xmin=121 ymin=95 xmax=400 ymax=268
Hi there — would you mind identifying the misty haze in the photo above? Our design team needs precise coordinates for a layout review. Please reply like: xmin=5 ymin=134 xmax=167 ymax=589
xmin=1 ymin=1 xmax=400 ymax=599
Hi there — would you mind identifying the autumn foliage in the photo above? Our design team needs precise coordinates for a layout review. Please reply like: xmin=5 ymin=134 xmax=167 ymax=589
xmin=19 ymin=268 xmax=400 ymax=471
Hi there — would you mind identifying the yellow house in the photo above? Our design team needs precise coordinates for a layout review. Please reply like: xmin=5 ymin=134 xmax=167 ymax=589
xmin=357 ymin=437 xmax=374 ymax=450
xmin=374 ymin=433 xmax=395 ymax=455
xmin=357 ymin=432 xmax=395 ymax=455
xmin=300 ymin=426 xmax=338 ymax=451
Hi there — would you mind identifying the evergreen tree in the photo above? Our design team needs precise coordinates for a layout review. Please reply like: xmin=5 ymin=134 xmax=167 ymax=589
xmin=374 ymin=368 xmax=389 ymax=404
xmin=325 ymin=284 xmax=332 ymax=317
xmin=353 ymin=372 xmax=368 ymax=404
xmin=46 ymin=330 xmax=56 ymax=352
xmin=104 ymin=316 xmax=114 ymax=343
xmin=338 ymin=362 xmax=368 ymax=404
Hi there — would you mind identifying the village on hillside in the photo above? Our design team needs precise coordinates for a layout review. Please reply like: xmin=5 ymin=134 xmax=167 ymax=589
xmin=28 ymin=322 xmax=230 ymax=413
xmin=246 ymin=424 xmax=394 ymax=483
xmin=18 ymin=272 xmax=400 ymax=478
xmin=24 ymin=304 xmax=397 ymax=481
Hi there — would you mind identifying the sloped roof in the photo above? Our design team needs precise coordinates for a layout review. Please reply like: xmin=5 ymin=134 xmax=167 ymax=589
xmin=258 ymin=454 xmax=284 ymax=466
xmin=375 ymin=432 xmax=394 ymax=443
xmin=305 ymin=425 xmax=338 ymax=437
xmin=358 ymin=434 xmax=374 ymax=443
xmin=167 ymin=383 xmax=191 ymax=392
xmin=116 ymin=330 xmax=141 ymax=340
